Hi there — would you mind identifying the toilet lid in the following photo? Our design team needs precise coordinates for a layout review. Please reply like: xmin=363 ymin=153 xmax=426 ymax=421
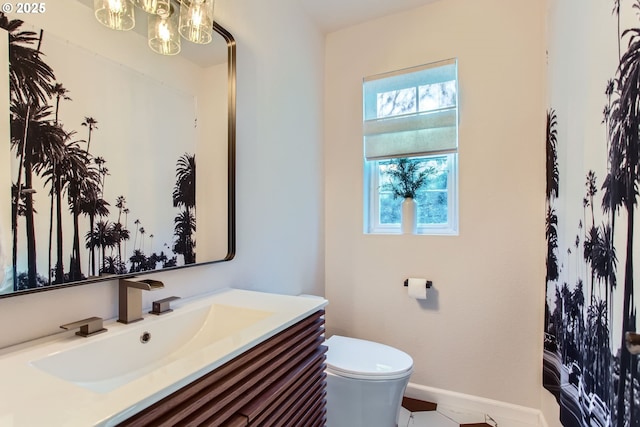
xmin=325 ymin=335 xmax=413 ymax=380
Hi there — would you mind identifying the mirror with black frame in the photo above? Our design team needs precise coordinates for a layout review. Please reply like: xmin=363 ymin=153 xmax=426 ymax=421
xmin=0 ymin=0 xmax=235 ymax=297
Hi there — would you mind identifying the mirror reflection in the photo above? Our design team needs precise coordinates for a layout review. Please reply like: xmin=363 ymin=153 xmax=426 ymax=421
xmin=0 ymin=0 xmax=235 ymax=297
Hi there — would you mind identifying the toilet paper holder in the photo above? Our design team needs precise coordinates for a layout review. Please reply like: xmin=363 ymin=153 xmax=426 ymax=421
xmin=403 ymin=279 xmax=432 ymax=288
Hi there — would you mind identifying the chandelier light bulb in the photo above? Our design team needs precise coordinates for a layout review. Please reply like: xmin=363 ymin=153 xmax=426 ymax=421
xmin=94 ymin=0 xmax=135 ymax=31
xmin=179 ymin=0 xmax=214 ymax=44
xmin=148 ymin=4 xmax=180 ymax=55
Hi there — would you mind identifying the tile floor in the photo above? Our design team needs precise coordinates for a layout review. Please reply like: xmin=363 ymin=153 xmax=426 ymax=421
xmin=398 ymin=398 xmax=495 ymax=427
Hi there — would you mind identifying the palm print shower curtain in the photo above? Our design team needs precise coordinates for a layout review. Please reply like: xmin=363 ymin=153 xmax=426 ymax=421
xmin=544 ymin=0 xmax=640 ymax=425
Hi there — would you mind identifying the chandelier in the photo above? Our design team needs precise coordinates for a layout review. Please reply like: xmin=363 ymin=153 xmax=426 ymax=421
xmin=93 ymin=0 xmax=215 ymax=56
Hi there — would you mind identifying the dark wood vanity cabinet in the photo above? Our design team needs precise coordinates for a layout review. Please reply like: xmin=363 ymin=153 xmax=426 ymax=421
xmin=117 ymin=310 xmax=327 ymax=427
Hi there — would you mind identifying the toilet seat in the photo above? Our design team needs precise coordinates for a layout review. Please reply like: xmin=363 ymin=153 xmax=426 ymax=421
xmin=325 ymin=335 xmax=413 ymax=380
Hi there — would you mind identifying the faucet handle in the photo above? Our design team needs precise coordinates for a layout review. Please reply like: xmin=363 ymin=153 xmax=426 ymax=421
xmin=60 ymin=317 xmax=107 ymax=337
xmin=150 ymin=296 xmax=181 ymax=315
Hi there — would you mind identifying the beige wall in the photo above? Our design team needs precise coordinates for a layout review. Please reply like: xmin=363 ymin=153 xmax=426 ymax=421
xmin=324 ymin=0 xmax=546 ymax=408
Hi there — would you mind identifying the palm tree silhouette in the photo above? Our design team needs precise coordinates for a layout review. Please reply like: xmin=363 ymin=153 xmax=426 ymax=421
xmin=129 ymin=249 xmax=145 ymax=273
xmin=115 ymin=196 xmax=126 ymax=224
xmin=613 ymin=0 xmax=622 ymax=60
xmin=43 ymin=83 xmax=71 ymax=285
xmin=94 ymin=157 xmax=109 ymax=196
xmin=546 ymin=110 xmax=559 ymax=200
xmin=91 ymin=220 xmax=116 ymax=274
xmin=592 ymin=224 xmax=617 ymax=297
xmin=81 ymin=117 xmax=98 ymax=155
xmin=0 ymin=13 xmax=54 ymax=105
xmin=586 ymin=171 xmax=597 ymax=228
xmin=173 ymin=154 xmax=196 ymax=264
xmin=112 ymin=222 xmax=130 ymax=271
xmin=49 ymin=139 xmax=88 ymax=283
xmin=573 ymin=281 xmax=585 ymax=355
xmin=560 ymin=282 xmax=572 ymax=361
xmin=587 ymin=300 xmax=611 ymax=400
xmin=173 ymin=210 xmax=195 ymax=264
xmin=123 ymin=207 xmax=130 ymax=265
xmin=139 ymin=227 xmax=145 ymax=253
xmin=546 ymin=207 xmax=559 ymax=282
xmin=584 ymin=171 xmax=598 ymax=303
xmin=102 ymin=256 xmax=120 ymax=275
xmin=10 ymin=102 xmax=65 ymax=288
xmin=584 ymin=225 xmax=599 ymax=301
xmin=80 ymin=184 xmax=110 ymax=276
xmin=66 ymin=154 xmax=100 ymax=281
xmin=50 ymin=83 xmax=71 ymax=124
xmin=545 ymin=110 xmax=560 ymax=300
xmin=133 ymin=219 xmax=140 ymax=254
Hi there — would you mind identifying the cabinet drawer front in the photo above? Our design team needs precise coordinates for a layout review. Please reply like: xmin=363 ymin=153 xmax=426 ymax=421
xmin=118 ymin=310 xmax=326 ymax=427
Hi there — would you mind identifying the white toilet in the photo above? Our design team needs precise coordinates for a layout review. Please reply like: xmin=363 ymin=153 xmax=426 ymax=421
xmin=324 ymin=335 xmax=414 ymax=427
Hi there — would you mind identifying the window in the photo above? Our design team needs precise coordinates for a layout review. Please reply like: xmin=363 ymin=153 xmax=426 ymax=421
xmin=363 ymin=59 xmax=458 ymax=235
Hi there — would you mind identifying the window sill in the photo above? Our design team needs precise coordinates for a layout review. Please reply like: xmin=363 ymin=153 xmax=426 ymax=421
xmin=365 ymin=228 xmax=458 ymax=236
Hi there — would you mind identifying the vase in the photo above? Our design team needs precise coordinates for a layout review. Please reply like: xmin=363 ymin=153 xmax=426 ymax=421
xmin=401 ymin=197 xmax=417 ymax=234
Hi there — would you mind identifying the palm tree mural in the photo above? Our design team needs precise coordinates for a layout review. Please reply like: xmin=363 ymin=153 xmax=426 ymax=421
xmin=547 ymin=3 xmax=640 ymax=424
xmin=2 ymin=12 xmax=202 ymax=294
xmin=173 ymin=153 xmax=196 ymax=264
xmin=609 ymin=21 xmax=640 ymax=425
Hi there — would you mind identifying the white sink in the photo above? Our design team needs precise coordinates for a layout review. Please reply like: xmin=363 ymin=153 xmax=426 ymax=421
xmin=0 ymin=288 xmax=327 ymax=427
xmin=31 ymin=304 xmax=273 ymax=393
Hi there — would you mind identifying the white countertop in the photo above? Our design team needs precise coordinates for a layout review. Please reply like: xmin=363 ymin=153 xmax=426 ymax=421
xmin=0 ymin=288 xmax=327 ymax=426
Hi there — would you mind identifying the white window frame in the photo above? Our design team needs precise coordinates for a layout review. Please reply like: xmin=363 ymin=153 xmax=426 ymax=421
xmin=366 ymin=154 xmax=458 ymax=235
xmin=363 ymin=59 xmax=459 ymax=236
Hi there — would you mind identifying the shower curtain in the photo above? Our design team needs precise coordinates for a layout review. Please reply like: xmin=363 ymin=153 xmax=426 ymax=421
xmin=544 ymin=0 xmax=640 ymax=425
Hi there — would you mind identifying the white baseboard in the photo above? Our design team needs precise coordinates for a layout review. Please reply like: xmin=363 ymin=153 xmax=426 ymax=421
xmin=405 ymin=383 xmax=548 ymax=427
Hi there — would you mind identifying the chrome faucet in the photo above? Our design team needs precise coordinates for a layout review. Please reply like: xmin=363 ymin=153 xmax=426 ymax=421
xmin=118 ymin=278 xmax=164 ymax=324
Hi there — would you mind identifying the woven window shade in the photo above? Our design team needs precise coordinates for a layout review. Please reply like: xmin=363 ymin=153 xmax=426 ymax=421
xmin=363 ymin=58 xmax=457 ymax=160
